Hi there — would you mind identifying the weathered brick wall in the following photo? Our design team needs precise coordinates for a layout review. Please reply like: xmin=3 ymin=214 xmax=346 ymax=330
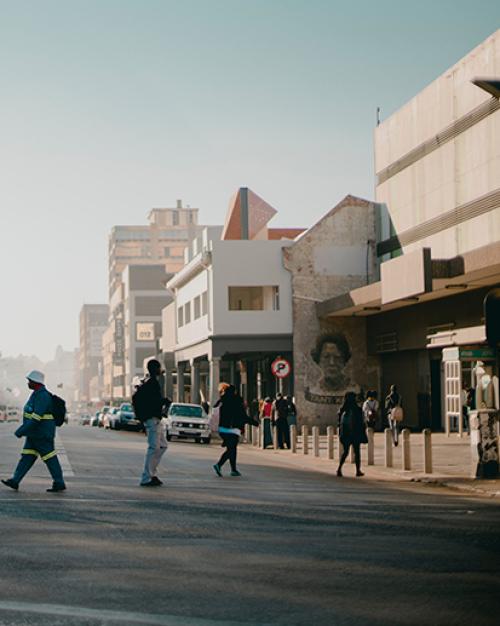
xmin=284 ymin=196 xmax=380 ymax=428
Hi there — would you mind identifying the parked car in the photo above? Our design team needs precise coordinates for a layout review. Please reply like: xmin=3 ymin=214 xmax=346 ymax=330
xmin=103 ymin=407 xmax=120 ymax=429
xmin=90 ymin=411 xmax=101 ymax=427
xmin=7 ymin=407 xmax=20 ymax=422
xmin=115 ymin=403 xmax=142 ymax=431
xmin=166 ymin=403 xmax=211 ymax=444
xmin=97 ymin=406 xmax=111 ymax=428
xmin=80 ymin=414 xmax=92 ymax=426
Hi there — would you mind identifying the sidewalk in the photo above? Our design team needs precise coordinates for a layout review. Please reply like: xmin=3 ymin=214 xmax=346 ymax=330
xmin=239 ymin=432 xmax=500 ymax=499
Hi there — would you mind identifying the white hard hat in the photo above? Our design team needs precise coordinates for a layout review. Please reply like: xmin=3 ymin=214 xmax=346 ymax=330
xmin=26 ymin=370 xmax=45 ymax=385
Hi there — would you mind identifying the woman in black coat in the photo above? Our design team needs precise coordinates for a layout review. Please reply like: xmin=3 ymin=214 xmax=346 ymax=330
xmin=213 ymin=383 xmax=256 ymax=477
xmin=336 ymin=391 xmax=367 ymax=478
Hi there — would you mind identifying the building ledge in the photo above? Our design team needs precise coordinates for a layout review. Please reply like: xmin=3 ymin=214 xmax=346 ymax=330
xmin=317 ymin=240 xmax=500 ymax=318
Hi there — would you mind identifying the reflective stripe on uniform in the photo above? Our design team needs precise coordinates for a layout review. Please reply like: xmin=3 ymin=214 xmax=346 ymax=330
xmin=22 ymin=449 xmax=40 ymax=456
xmin=23 ymin=413 xmax=53 ymax=421
xmin=41 ymin=450 xmax=57 ymax=462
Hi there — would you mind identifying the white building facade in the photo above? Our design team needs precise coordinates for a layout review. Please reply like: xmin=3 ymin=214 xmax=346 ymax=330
xmin=162 ymin=226 xmax=294 ymax=408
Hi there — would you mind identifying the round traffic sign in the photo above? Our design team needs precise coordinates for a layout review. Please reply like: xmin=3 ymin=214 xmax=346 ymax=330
xmin=271 ymin=358 xmax=291 ymax=379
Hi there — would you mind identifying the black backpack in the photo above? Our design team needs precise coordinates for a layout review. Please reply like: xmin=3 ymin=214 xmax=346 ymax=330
xmin=51 ymin=393 xmax=67 ymax=427
xmin=131 ymin=381 xmax=148 ymax=423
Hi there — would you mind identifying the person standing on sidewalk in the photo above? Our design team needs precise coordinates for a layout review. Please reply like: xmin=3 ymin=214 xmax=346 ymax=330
xmin=336 ymin=391 xmax=367 ymax=478
xmin=385 ymin=384 xmax=403 ymax=446
xmin=259 ymin=396 xmax=274 ymax=449
xmin=274 ymin=393 xmax=291 ymax=449
xmin=133 ymin=359 xmax=171 ymax=487
xmin=2 ymin=370 xmax=66 ymax=493
xmin=362 ymin=390 xmax=379 ymax=431
xmin=286 ymin=395 xmax=297 ymax=428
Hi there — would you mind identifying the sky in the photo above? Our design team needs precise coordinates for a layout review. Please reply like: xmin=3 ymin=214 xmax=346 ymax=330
xmin=0 ymin=0 xmax=499 ymax=361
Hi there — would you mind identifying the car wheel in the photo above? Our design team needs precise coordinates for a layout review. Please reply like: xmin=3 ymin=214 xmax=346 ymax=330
xmin=202 ymin=437 xmax=211 ymax=444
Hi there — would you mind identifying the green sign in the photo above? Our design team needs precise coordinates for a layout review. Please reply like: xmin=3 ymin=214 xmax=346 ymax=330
xmin=459 ymin=348 xmax=496 ymax=359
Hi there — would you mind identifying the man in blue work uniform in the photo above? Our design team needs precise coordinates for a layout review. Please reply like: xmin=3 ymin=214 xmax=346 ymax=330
xmin=1 ymin=370 xmax=66 ymax=493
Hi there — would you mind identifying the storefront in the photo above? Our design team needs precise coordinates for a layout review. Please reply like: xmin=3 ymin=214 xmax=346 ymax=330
xmin=430 ymin=329 xmax=499 ymax=436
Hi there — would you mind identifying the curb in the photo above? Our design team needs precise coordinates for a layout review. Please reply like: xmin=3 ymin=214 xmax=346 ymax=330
xmin=240 ymin=445 xmax=500 ymax=499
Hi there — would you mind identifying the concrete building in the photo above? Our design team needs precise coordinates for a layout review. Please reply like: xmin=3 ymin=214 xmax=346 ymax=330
xmin=283 ymin=195 xmax=381 ymax=427
xmin=108 ymin=200 xmax=200 ymax=297
xmin=78 ymin=304 xmax=108 ymax=404
xmin=103 ymin=201 xmax=203 ymax=402
xmin=161 ymin=188 xmax=304 ymax=408
xmin=315 ymin=31 xmax=500 ymax=431
xmin=102 ymin=265 xmax=172 ymax=402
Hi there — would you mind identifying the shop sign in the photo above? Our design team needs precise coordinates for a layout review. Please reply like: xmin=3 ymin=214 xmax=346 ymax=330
xmin=459 ymin=348 xmax=496 ymax=360
xmin=136 ymin=322 xmax=155 ymax=342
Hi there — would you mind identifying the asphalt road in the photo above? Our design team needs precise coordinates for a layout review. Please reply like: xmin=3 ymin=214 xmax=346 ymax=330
xmin=0 ymin=422 xmax=499 ymax=626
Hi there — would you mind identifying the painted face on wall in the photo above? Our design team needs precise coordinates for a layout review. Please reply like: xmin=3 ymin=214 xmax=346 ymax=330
xmin=319 ymin=342 xmax=346 ymax=390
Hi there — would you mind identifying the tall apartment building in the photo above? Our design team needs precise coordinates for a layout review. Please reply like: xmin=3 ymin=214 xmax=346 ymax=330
xmin=103 ymin=201 xmax=202 ymax=403
xmin=108 ymin=200 xmax=199 ymax=297
xmin=78 ymin=304 xmax=109 ymax=404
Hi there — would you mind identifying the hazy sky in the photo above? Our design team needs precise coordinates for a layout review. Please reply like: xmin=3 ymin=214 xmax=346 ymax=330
xmin=0 ymin=0 xmax=499 ymax=361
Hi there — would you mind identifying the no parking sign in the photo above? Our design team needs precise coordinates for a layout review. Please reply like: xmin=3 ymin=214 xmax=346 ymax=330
xmin=271 ymin=357 xmax=291 ymax=379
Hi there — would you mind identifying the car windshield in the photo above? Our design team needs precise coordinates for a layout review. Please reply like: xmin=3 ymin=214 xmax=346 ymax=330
xmin=170 ymin=405 xmax=203 ymax=418
xmin=121 ymin=404 xmax=133 ymax=412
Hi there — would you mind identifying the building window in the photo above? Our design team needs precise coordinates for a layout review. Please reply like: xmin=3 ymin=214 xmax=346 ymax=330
xmin=172 ymin=210 xmax=179 ymax=226
xmin=375 ymin=332 xmax=398 ymax=353
xmin=184 ymin=301 xmax=191 ymax=324
xmin=201 ymin=291 xmax=208 ymax=316
xmin=194 ymin=295 xmax=201 ymax=320
xmin=178 ymin=307 xmax=184 ymax=328
xmin=228 ymin=286 xmax=280 ymax=311
xmin=272 ymin=286 xmax=280 ymax=311
xmin=164 ymin=247 xmax=171 ymax=257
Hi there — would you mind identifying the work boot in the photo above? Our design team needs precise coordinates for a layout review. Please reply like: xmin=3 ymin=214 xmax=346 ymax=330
xmin=213 ymin=464 xmax=222 ymax=477
xmin=150 ymin=477 xmax=163 ymax=486
xmin=46 ymin=482 xmax=66 ymax=493
xmin=1 ymin=479 xmax=19 ymax=491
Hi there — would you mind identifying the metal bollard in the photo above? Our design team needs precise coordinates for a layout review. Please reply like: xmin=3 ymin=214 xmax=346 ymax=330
xmin=367 ymin=427 xmax=374 ymax=465
xmin=423 ymin=428 xmax=432 ymax=473
xmin=244 ymin=423 xmax=251 ymax=444
xmin=273 ymin=424 xmax=278 ymax=450
xmin=384 ymin=428 xmax=393 ymax=467
xmin=302 ymin=425 xmax=309 ymax=455
xmin=252 ymin=425 xmax=259 ymax=447
xmin=402 ymin=428 xmax=411 ymax=470
xmin=327 ymin=426 xmax=334 ymax=460
xmin=290 ymin=425 xmax=297 ymax=453
xmin=312 ymin=426 xmax=320 ymax=457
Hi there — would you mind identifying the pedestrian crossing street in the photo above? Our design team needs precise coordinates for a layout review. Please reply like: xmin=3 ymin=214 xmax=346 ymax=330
xmin=0 ymin=424 xmax=74 ymax=478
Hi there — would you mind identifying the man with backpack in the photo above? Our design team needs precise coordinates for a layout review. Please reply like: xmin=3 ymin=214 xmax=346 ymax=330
xmin=1 ymin=370 xmax=66 ymax=493
xmin=132 ymin=359 xmax=171 ymax=487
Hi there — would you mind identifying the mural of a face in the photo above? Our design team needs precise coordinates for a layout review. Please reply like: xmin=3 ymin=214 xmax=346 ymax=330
xmin=318 ymin=341 xmax=346 ymax=390
xmin=310 ymin=333 xmax=351 ymax=393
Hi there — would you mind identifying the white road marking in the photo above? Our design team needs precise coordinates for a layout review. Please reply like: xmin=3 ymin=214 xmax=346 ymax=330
xmin=0 ymin=600 xmax=266 ymax=625
xmin=55 ymin=433 xmax=74 ymax=477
